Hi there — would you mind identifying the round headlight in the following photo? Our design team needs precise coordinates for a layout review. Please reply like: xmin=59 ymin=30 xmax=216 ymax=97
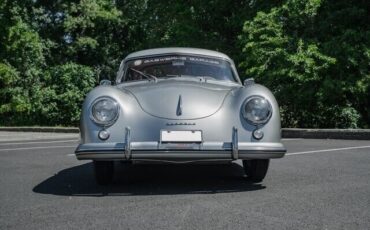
xmin=242 ymin=96 xmax=272 ymax=124
xmin=91 ymin=97 xmax=119 ymax=125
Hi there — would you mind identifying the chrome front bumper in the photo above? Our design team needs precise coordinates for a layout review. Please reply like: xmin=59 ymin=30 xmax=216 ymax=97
xmin=75 ymin=141 xmax=286 ymax=161
xmin=75 ymin=127 xmax=286 ymax=161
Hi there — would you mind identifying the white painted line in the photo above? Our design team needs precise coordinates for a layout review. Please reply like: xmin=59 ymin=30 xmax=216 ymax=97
xmin=2 ymin=144 xmax=369 ymax=156
xmin=287 ymin=145 xmax=370 ymax=156
xmin=0 ymin=145 xmax=75 ymax=152
xmin=0 ymin=137 xmax=78 ymax=142
xmin=0 ymin=139 xmax=78 ymax=146
xmin=67 ymin=153 xmax=75 ymax=157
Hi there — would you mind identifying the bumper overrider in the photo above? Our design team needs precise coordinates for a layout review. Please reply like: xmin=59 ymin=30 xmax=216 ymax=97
xmin=75 ymin=128 xmax=286 ymax=162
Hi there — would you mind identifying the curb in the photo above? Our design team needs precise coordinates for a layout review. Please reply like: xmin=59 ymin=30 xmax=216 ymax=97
xmin=282 ymin=128 xmax=370 ymax=140
xmin=0 ymin=127 xmax=369 ymax=140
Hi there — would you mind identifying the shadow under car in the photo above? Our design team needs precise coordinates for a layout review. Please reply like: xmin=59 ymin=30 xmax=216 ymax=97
xmin=33 ymin=162 xmax=266 ymax=197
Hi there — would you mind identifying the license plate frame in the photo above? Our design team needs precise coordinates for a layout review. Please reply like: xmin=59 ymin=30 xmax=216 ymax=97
xmin=160 ymin=130 xmax=203 ymax=143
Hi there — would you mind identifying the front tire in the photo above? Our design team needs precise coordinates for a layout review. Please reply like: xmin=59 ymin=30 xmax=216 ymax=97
xmin=93 ymin=161 xmax=114 ymax=185
xmin=242 ymin=159 xmax=270 ymax=183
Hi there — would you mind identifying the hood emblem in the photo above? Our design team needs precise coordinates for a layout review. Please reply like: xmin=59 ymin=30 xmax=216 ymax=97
xmin=166 ymin=122 xmax=196 ymax=126
xmin=176 ymin=95 xmax=182 ymax=116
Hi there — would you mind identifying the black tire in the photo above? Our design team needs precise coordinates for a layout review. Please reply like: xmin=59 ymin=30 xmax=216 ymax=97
xmin=93 ymin=161 xmax=114 ymax=185
xmin=242 ymin=159 xmax=270 ymax=183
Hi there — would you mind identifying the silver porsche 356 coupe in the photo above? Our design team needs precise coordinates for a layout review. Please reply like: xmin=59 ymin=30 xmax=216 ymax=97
xmin=75 ymin=48 xmax=286 ymax=185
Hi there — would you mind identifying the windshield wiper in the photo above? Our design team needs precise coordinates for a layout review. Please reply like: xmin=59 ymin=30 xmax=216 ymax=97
xmin=130 ymin=68 xmax=158 ymax=82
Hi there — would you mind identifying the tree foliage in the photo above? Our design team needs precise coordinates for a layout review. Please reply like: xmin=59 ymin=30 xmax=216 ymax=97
xmin=239 ymin=0 xmax=369 ymax=128
xmin=0 ymin=0 xmax=369 ymax=127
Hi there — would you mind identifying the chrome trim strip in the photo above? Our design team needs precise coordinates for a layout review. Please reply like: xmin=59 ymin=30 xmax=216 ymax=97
xmin=132 ymin=159 xmax=232 ymax=164
xmin=76 ymin=151 xmax=285 ymax=161
xmin=125 ymin=127 xmax=131 ymax=160
xmin=75 ymin=142 xmax=286 ymax=152
xmin=232 ymin=127 xmax=238 ymax=160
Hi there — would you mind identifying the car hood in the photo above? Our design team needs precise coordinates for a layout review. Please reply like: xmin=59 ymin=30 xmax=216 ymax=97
xmin=121 ymin=80 xmax=239 ymax=120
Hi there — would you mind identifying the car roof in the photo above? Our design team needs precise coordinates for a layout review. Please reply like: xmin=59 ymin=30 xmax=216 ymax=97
xmin=124 ymin=47 xmax=232 ymax=61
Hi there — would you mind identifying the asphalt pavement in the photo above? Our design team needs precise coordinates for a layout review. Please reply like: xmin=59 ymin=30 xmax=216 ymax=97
xmin=0 ymin=132 xmax=369 ymax=230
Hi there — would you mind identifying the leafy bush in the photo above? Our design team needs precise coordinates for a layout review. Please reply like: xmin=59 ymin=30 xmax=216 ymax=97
xmin=44 ymin=63 xmax=96 ymax=125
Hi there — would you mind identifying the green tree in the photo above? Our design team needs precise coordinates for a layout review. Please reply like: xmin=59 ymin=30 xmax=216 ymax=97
xmin=123 ymin=0 xmax=282 ymax=62
xmin=239 ymin=0 xmax=369 ymax=128
xmin=0 ymin=0 xmax=369 ymax=128
xmin=0 ymin=18 xmax=47 ymax=125
xmin=0 ymin=17 xmax=94 ymax=126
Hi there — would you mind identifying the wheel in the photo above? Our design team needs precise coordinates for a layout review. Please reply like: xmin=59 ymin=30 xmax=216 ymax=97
xmin=242 ymin=159 xmax=270 ymax=183
xmin=93 ymin=161 xmax=114 ymax=185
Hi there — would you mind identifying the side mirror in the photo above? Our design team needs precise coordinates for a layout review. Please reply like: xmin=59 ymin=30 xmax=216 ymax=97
xmin=99 ymin=79 xmax=112 ymax=86
xmin=243 ymin=78 xmax=255 ymax=86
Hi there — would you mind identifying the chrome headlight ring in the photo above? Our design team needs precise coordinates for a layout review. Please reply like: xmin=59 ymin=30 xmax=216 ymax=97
xmin=90 ymin=96 xmax=120 ymax=126
xmin=242 ymin=96 xmax=273 ymax=125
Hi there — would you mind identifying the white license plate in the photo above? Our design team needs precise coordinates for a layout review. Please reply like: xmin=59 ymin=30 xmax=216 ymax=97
xmin=161 ymin=130 xmax=202 ymax=142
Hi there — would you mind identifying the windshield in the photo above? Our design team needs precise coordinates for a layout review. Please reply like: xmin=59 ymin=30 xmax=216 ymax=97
xmin=122 ymin=55 xmax=236 ymax=82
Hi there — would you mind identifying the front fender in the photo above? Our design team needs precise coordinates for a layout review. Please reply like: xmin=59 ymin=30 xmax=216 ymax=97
xmin=221 ymin=83 xmax=282 ymax=143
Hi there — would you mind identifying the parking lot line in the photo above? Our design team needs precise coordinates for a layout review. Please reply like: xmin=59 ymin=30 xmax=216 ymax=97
xmin=0 ymin=145 xmax=75 ymax=152
xmin=287 ymin=145 xmax=370 ymax=156
xmin=0 ymin=139 xmax=77 ymax=146
xmin=2 ymin=143 xmax=369 ymax=156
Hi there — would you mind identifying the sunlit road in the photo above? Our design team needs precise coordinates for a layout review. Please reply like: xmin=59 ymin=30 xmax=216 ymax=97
xmin=0 ymin=132 xmax=369 ymax=229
